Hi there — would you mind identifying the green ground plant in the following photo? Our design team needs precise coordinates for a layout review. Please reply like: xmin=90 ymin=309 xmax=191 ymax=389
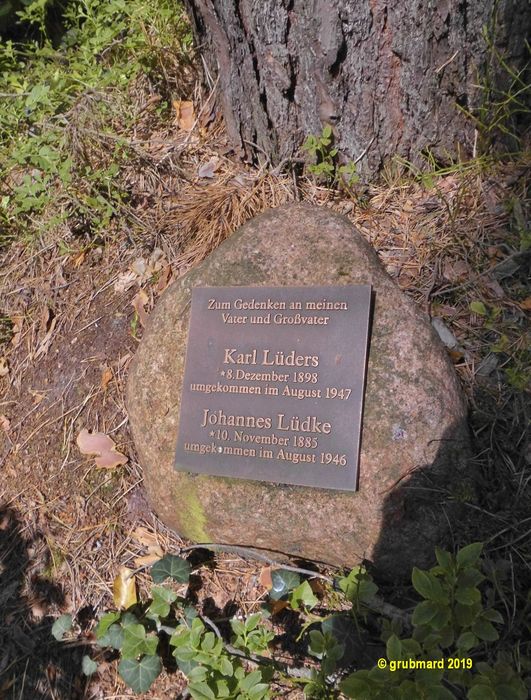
xmin=462 ymin=28 xmax=530 ymax=153
xmin=0 ymin=0 xmax=192 ymax=245
xmin=53 ymin=544 xmax=529 ymax=699
xmin=302 ymin=125 xmax=360 ymax=188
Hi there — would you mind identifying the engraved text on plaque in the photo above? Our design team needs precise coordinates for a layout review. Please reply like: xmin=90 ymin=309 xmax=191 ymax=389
xmin=174 ymin=286 xmax=371 ymax=491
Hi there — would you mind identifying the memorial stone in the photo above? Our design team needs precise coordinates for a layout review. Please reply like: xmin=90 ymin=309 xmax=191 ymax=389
xmin=126 ymin=204 xmax=470 ymax=578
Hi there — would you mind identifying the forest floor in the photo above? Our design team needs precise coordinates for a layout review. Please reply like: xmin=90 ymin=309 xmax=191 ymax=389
xmin=0 ymin=4 xmax=530 ymax=699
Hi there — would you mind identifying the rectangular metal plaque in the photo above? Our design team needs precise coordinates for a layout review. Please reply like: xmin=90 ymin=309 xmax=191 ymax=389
xmin=174 ymin=286 xmax=371 ymax=491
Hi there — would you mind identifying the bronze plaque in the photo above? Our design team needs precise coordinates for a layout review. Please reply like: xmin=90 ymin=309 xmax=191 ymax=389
xmin=174 ymin=286 xmax=371 ymax=491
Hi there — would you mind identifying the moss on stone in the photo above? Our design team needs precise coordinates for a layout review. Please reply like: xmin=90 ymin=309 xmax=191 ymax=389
xmin=175 ymin=477 xmax=209 ymax=542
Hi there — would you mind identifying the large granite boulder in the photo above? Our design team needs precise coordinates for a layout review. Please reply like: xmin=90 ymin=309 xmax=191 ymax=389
xmin=126 ymin=204 xmax=470 ymax=578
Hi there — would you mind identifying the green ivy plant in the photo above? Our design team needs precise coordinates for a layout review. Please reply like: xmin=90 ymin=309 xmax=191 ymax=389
xmin=52 ymin=544 xmax=528 ymax=699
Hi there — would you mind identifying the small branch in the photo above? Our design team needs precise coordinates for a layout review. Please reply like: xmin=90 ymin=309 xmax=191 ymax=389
xmin=353 ymin=135 xmax=376 ymax=165
xmin=243 ymin=138 xmax=272 ymax=170
xmin=435 ymin=50 xmax=459 ymax=74
xmin=179 ymin=542 xmax=334 ymax=583
xmin=178 ymin=543 xmax=411 ymax=626
xmin=201 ymin=614 xmax=223 ymax=639
xmin=201 ymin=614 xmax=313 ymax=678
xmin=431 ymin=250 xmax=527 ymax=298
xmin=269 ymin=156 xmax=305 ymax=176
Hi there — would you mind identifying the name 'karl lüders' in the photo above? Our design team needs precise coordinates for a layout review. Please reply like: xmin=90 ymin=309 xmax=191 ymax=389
xmin=223 ymin=348 xmax=319 ymax=367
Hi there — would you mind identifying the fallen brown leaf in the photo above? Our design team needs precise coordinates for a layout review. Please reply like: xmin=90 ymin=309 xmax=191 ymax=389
xmin=309 ymin=579 xmax=326 ymax=596
xmin=259 ymin=566 xmax=272 ymax=589
xmin=132 ymin=526 xmax=164 ymax=567
xmin=155 ymin=265 xmax=172 ymax=295
xmin=0 ymin=414 xmax=10 ymax=432
xmin=134 ymin=553 xmax=163 ymax=568
xmin=173 ymin=99 xmax=195 ymax=131
xmin=10 ymin=316 xmax=23 ymax=347
xmin=443 ymin=259 xmax=469 ymax=282
xmin=0 ymin=357 xmax=8 ymax=378
xmin=269 ymin=599 xmax=289 ymax=615
xmin=132 ymin=289 xmax=149 ymax=327
xmin=29 ymin=599 xmax=47 ymax=621
xmin=519 ymin=297 xmax=531 ymax=311
xmin=29 ymin=389 xmax=45 ymax=404
xmin=35 ymin=315 xmax=58 ymax=359
xmin=73 ymin=251 xmax=86 ymax=268
xmin=101 ymin=367 xmax=113 ymax=391
xmin=133 ymin=526 xmax=161 ymax=550
xmin=113 ymin=567 xmax=137 ymax=609
xmin=130 ymin=258 xmax=147 ymax=278
xmin=114 ymin=270 xmax=137 ymax=294
xmin=76 ymin=428 xmax=128 ymax=469
xmin=448 ymin=349 xmax=465 ymax=363
xmin=118 ymin=353 xmax=132 ymax=369
xmin=198 ymin=157 xmax=219 ymax=179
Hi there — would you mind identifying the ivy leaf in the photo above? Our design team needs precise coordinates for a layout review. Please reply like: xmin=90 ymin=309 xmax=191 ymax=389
xmin=148 ymin=585 xmax=178 ymax=619
xmin=51 ymin=613 xmax=73 ymax=641
xmin=151 ymin=555 xmax=191 ymax=584
xmin=289 ymin=581 xmax=318 ymax=610
xmin=99 ymin=623 xmax=124 ymax=650
xmin=321 ymin=614 xmax=357 ymax=665
xmin=82 ymin=655 xmax=98 ymax=676
xmin=118 ymin=655 xmax=161 ymax=693
xmin=308 ymin=630 xmax=326 ymax=657
xmin=121 ymin=623 xmax=150 ymax=659
xmin=95 ymin=611 xmax=121 ymax=639
xmin=337 ymin=566 xmax=378 ymax=605
xmin=269 ymin=569 xmax=300 ymax=600
xmin=456 ymin=542 xmax=483 ymax=569
xmin=183 ymin=604 xmax=198 ymax=624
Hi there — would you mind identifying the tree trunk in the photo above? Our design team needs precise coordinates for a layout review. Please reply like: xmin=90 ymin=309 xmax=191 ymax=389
xmin=184 ymin=0 xmax=529 ymax=178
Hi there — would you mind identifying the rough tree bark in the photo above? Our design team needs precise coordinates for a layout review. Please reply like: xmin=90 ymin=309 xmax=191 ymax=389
xmin=184 ymin=0 xmax=529 ymax=178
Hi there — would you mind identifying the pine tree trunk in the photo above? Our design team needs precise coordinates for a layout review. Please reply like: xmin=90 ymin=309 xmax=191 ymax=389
xmin=184 ymin=0 xmax=529 ymax=178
